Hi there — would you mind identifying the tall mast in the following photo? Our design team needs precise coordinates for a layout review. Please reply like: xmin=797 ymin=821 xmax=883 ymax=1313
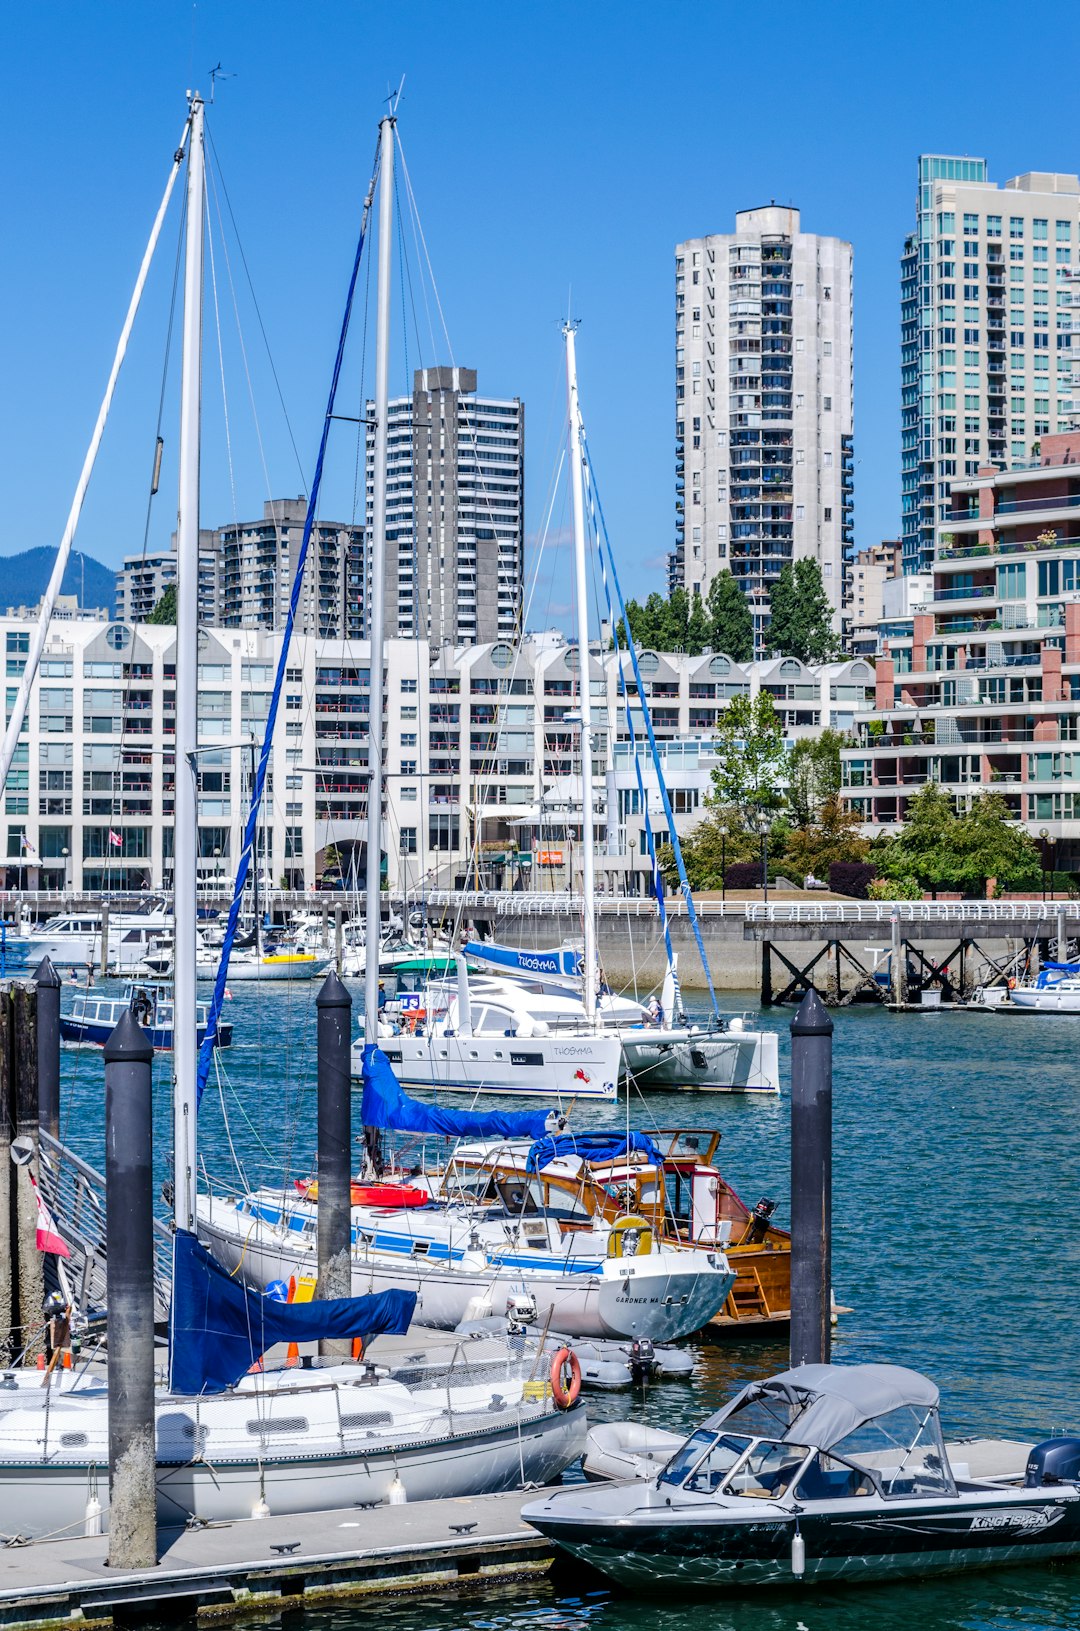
xmin=563 ymin=322 xmax=597 ymax=1022
xmin=173 ymin=94 xmax=204 ymax=1234
xmin=365 ymin=114 xmax=395 ymax=1041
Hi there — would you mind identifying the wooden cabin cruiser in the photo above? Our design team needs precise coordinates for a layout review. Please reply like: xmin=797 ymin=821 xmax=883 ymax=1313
xmin=523 ymin=1363 xmax=1080 ymax=1590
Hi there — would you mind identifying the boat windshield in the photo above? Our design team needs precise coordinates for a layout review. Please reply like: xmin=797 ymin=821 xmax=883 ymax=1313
xmin=721 ymin=1439 xmax=811 ymax=1500
xmin=825 ymin=1406 xmax=955 ymax=1500
xmin=658 ymin=1431 xmax=752 ymax=1490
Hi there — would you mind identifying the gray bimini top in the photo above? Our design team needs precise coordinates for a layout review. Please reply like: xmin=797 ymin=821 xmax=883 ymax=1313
xmin=703 ymin=1363 xmax=940 ymax=1453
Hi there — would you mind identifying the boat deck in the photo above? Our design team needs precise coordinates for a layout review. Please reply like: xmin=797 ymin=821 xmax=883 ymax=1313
xmin=0 ymin=1487 xmax=556 ymax=1630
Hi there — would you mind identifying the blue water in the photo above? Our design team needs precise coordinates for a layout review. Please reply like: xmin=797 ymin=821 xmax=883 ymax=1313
xmin=56 ymin=983 xmax=1080 ymax=1628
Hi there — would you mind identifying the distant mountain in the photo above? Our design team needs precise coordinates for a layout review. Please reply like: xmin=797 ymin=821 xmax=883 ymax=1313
xmin=0 ymin=548 xmax=116 ymax=614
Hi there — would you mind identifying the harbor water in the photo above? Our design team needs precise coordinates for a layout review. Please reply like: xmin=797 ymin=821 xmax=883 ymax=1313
xmin=55 ymin=980 xmax=1080 ymax=1629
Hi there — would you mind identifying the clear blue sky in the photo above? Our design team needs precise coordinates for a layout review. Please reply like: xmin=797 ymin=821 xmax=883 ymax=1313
xmin=2 ymin=0 xmax=1075 ymax=619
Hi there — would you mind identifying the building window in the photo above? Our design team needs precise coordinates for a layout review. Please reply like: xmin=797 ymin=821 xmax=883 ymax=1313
xmin=822 ymin=396 xmax=832 ymax=411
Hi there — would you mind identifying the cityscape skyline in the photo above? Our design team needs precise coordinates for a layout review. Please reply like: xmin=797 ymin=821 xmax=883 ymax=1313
xmin=1 ymin=1 xmax=1075 ymax=628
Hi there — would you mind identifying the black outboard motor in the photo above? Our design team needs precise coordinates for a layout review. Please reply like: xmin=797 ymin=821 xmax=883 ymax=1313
xmin=1025 ymin=1438 xmax=1080 ymax=1487
xmin=629 ymin=1337 xmax=657 ymax=1381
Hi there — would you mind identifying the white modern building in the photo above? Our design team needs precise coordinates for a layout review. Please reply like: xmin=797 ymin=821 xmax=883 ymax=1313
xmin=368 ymin=367 xmax=524 ymax=647
xmin=673 ymin=206 xmax=854 ymax=652
xmin=901 ymin=156 xmax=1080 ymax=576
xmin=1 ymin=612 xmax=874 ymax=898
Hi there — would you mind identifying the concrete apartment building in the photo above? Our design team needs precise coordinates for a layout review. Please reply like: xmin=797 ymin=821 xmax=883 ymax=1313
xmin=672 ymin=206 xmax=854 ymax=654
xmin=901 ymin=156 xmax=1080 ymax=576
xmin=0 ymin=608 xmax=873 ymax=897
xmin=845 ymin=539 xmax=902 ymax=654
xmin=843 ymin=431 xmax=1080 ymax=868
xmin=114 ymin=503 xmax=365 ymax=638
xmin=367 ymin=367 xmax=524 ymax=647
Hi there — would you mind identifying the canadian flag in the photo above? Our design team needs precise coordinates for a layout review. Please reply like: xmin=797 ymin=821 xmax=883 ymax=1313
xmin=108 ymin=829 xmax=123 ymax=849
xmin=29 ymin=1173 xmax=71 ymax=1258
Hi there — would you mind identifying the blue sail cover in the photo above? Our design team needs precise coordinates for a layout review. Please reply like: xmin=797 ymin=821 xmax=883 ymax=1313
xmin=361 ymin=1044 xmax=553 ymax=1141
xmin=463 ymin=940 xmax=582 ymax=980
xmin=526 ymin=1130 xmax=663 ymax=1174
xmin=169 ymin=1229 xmax=415 ymax=1394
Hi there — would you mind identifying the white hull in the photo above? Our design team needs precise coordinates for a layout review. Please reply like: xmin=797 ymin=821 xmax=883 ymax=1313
xmin=197 ymin=1201 xmax=734 ymax=1343
xmin=360 ymin=1032 xmax=621 ymax=1101
xmin=620 ymin=1027 xmax=780 ymax=1094
xmin=197 ymin=955 xmax=329 ymax=982
xmin=1007 ymin=988 xmax=1080 ymax=1012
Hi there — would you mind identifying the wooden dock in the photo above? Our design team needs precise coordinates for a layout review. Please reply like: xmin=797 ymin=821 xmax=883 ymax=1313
xmin=0 ymin=1488 xmax=556 ymax=1629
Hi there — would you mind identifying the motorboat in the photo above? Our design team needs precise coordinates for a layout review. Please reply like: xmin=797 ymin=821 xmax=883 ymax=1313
xmin=1004 ymin=962 xmax=1080 ymax=1013
xmin=59 ymin=981 xmax=232 ymax=1050
xmin=17 ymin=906 xmax=171 ymax=975
xmin=523 ymin=1362 xmax=1080 ymax=1590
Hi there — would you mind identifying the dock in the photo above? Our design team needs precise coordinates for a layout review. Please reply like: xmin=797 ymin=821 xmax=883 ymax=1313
xmin=0 ymin=1488 xmax=556 ymax=1630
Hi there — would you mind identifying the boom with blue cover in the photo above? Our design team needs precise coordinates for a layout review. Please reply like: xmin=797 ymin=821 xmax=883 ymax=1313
xmin=169 ymin=1230 xmax=415 ymax=1394
xmin=361 ymin=1044 xmax=554 ymax=1141
xmin=526 ymin=1130 xmax=663 ymax=1174
xmin=463 ymin=940 xmax=582 ymax=981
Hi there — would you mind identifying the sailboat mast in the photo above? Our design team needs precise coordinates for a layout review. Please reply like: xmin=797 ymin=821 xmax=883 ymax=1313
xmin=563 ymin=323 xmax=598 ymax=1022
xmin=173 ymin=94 xmax=204 ymax=1234
xmin=365 ymin=113 xmax=395 ymax=1041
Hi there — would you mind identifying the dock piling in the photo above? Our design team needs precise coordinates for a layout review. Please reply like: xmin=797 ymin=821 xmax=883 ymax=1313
xmin=789 ymin=986 xmax=833 ymax=1369
xmin=104 ymin=1009 xmax=157 ymax=1570
xmin=0 ymin=990 xmax=13 ymax=1357
xmin=890 ymin=913 xmax=905 ymax=1006
xmin=316 ymin=971 xmax=353 ymax=1346
xmin=1056 ymin=906 xmax=1068 ymax=964
xmin=34 ymin=957 xmax=61 ymax=1140
xmin=12 ymin=982 xmax=43 ymax=1361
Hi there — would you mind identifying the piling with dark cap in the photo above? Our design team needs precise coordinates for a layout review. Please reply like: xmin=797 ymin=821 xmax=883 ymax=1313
xmin=789 ymin=986 xmax=833 ymax=1369
xmin=34 ymin=958 xmax=61 ymax=1141
xmin=0 ymin=990 xmax=13 ymax=1356
xmin=12 ymin=982 xmax=43 ymax=1361
xmin=104 ymin=1009 xmax=157 ymax=1570
xmin=316 ymin=971 xmax=353 ymax=1339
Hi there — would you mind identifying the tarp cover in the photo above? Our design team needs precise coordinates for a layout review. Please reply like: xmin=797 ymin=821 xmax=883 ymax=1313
xmin=361 ymin=1044 xmax=553 ymax=1141
xmin=526 ymin=1130 xmax=664 ymax=1174
xmin=169 ymin=1229 xmax=415 ymax=1394
xmin=706 ymin=1363 xmax=940 ymax=1450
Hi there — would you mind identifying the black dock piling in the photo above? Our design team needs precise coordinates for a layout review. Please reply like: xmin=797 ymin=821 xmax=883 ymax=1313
xmin=316 ymin=971 xmax=353 ymax=1341
xmin=789 ymin=987 xmax=833 ymax=1369
xmin=12 ymin=983 xmax=42 ymax=1361
xmin=104 ymin=1009 xmax=156 ymax=1570
xmin=34 ymin=958 xmax=61 ymax=1141
xmin=0 ymin=990 xmax=12 ymax=1358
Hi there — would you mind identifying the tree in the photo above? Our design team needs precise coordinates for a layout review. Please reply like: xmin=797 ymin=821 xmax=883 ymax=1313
xmin=685 ymin=590 xmax=711 ymax=656
xmin=874 ymin=784 xmax=1043 ymax=897
xmin=767 ymin=558 xmax=840 ymax=663
xmin=786 ymin=729 xmax=845 ymax=828
xmin=785 ymin=795 xmax=869 ymax=880
xmin=656 ymin=808 xmax=757 ymax=891
xmin=708 ymin=691 xmax=788 ymax=817
xmin=147 ymin=582 xmax=177 ymax=625
xmin=873 ymin=782 xmax=956 ymax=895
xmin=705 ymin=570 xmax=754 ymax=661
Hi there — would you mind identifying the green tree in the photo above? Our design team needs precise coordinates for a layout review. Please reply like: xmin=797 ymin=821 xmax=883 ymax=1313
xmin=705 ymin=570 xmax=754 ymax=661
xmin=785 ymin=794 xmax=869 ymax=880
xmin=786 ymin=728 xmax=846 ymax=828
xmin=767 ymin=558 xmax=840 ymax=663
xmin=947 ymin=792 xmax=1042 ymax=896
xmin=147 ymin=582 xmax=177 ymax=625
xmin=685 ymin=590 xmax=710 ymax=656
xmin=656 ymin=804 xmax=757 ymax=891
xmin=708 ymin=691 xmax=788 ymax=817
xmin=873 ymin=781 xmax=956 ymax=895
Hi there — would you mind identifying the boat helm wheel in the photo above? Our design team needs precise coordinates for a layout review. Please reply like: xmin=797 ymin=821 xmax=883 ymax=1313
xmin=607 ymin=1214 xmax=654 ymax=1258
xmin=550 ymin=1346 xmax=582 ymax=1409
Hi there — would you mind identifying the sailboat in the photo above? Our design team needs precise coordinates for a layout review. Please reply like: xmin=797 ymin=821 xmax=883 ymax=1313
xmin=8 ymin=96 xmax=585 ymax=1540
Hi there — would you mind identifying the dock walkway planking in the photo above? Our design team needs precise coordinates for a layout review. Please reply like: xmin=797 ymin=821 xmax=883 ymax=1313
xmin=0 ymin=1487 xmax=556 ymax=1630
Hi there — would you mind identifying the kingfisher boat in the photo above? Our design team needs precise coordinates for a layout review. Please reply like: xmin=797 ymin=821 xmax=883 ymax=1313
xmin=59 ymin=982 xmax=232 ymax=1051
xmin=523 ymin=1363 xmax=1080 ymax=1590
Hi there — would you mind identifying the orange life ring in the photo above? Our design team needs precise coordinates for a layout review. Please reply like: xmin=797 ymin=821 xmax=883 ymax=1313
xmin=550 ymin=1346 xmax=582 ymax=1409
xmin=1008 ymin=977 xmax=1017 ymax=990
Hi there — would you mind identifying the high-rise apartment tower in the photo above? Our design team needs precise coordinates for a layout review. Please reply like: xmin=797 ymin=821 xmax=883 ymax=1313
xmin=672 ymin=207 xmax=853 ymax=654
xmin=901 ymin=156 xmax=1080 ymax=575
xmin=367 ymin=366 xmax=524 ymax=646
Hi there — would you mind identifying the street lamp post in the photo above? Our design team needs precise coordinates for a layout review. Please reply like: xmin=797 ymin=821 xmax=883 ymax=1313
xmin=1039 ymin=827 xmax=1050 ymax=903
xmin=757 ymin=814 xmax=771 ymax=907
xmin=213 ymin=846 xmax=221 ymax=903
xmin=61 ymin=846 xmax=70 ymax=899
xmin=719 ymin=824 xmax=728 ymax=904
xmin=628 ymin=836 xmax=636 ymax=898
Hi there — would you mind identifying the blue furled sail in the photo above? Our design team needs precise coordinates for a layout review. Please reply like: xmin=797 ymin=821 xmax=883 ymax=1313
xmin=195 ymin=150 xmax=381 ymax=1107
xmin=169 ymin=1229 xmax=415 ymax=1394
xmin=581 ymin=434 xmax=721 ymax=1025
xmin=463 ymin=940 xmax=582 ymax=981
xmin=361 ymin=1044 xmax=554 ymax=1141
xmin=526 ymin=1130 xmax=663 ymax=1175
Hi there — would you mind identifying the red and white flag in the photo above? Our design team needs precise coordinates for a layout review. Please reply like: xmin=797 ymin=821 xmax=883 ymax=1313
xmin=29 ymin=1173 xmax=71 ymax=1258
xmin=108 ymin=829 xmax=123 ymax=849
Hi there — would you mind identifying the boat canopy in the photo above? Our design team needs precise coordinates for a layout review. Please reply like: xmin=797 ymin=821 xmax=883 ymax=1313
xmin=169 ymin=1230 xmax=415 ymax=1393
xmin=704 ymin=1364 xmax=940 ymax=1452
xmin=463 ymin=940 xmax=582 ymax=981
xmin=525 ymin=1129 xmax=664 ymax=1174
xmin=360 ymin=1044 xmax=554 ymax=1141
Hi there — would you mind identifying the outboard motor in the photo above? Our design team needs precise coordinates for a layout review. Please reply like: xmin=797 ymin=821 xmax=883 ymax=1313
xmin=1025 ymin=1439 xmax=1080 ymax=1487
xmin=629 ymin=1337 xmax=657 ymax=1381
xmin=505 ymin=1293 xmax=538 ymax=1337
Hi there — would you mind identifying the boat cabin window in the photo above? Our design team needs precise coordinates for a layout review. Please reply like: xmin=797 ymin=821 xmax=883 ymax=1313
xmin=717 ymin=1393 xmax=804 ymax=1440
xmin=794 ymin=1451 xmax=875 ymax=1501
xmin=827 ymin=1406 xmax=955 ymax=1499
xmin=659 ymin=1430 xmax=751 ymax=1490
xmin=721 ymin=1439 xmax=811 ymax=1500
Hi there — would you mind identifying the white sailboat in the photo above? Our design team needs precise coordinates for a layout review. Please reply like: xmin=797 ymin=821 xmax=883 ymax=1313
xmin=10 ymin=97 xmax=585 ymax=1541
